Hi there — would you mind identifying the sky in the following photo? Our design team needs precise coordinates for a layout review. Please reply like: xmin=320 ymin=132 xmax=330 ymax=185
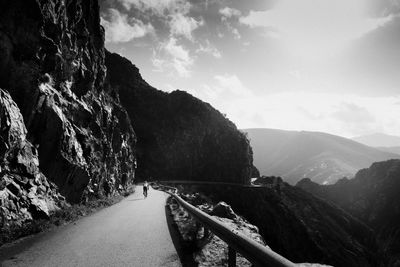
xmin=100 ymin=0 xmax=400 ymax=138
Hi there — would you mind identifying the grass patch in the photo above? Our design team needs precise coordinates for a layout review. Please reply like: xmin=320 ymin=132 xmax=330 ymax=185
xmin=0 ymin=186 xmax=134 ymax=247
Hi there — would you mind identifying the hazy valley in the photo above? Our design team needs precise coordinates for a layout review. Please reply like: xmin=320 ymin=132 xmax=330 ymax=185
xmin=244 ymin=128 xmax=400 ymax=184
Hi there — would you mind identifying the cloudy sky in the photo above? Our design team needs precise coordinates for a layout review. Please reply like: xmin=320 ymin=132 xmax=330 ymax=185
xmin=100 ymin=0 xmax=400 ymax=138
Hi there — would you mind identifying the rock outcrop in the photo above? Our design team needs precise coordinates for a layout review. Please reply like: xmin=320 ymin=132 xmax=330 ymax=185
xmin=0 ymin=89 xmax=63 ymax=227
xmin=297 ymin=159 xmax=400 ymax=265
xmin=178 ymin=183 xmax=383 ymax=266
xmin=105 ymin=52 xmax=254 ymax=184
xmin=167 ymin=193 xmax=267 ymax=267
xmin=0 ymin=0 xmax=136 ymax=227
xmin=0 ymin=0 xmax=136 ymax=203
xmin=210 ymin=202 xmax=238 ymax=220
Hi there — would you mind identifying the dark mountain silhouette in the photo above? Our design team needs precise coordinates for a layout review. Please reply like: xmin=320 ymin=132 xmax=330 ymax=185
xmin=297 ymin=159 xmax=400 ymax=265
xmin=352 ymin=133 xmax=400 ymax=147
xmin=105 ymin=52 xmax=254 ymax=184
xmin=181 ymin=181 xmax=384 ymax=266
xmin=244 ymin=128 xmax=399 ymax=184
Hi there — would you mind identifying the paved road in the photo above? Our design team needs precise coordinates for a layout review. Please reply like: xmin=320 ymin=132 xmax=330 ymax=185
xmin=0 ymin=187 xmax=181 ymax=267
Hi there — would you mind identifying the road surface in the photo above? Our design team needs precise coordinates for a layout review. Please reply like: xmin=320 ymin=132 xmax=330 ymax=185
xmin=0 ymin=187 xmax=181 ymax=267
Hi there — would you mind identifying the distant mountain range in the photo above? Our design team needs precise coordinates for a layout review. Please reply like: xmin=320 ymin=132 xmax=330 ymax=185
xmin=352 ymin=133 xmax=400 ymax=148
xmin=352 ymin=133 xmax=400 ymax=155
xmin=197 ymin=179 xmax=383 ymax=266
xmin=297 ymin=159 xmax=400 ymax=265
xmin=244 ymin=128 xmax=400 ymax=185
xmin=376 ymin=146 xmax=400 ymax=154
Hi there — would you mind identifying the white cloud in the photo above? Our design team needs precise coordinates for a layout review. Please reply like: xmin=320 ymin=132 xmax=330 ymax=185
xmin=101 ymin=8 xmax=154 ymax=43
xmin=118 ymin=0 xmax=190 ymax=15
xmin=263 ymin=29 xmax=281 ymax=39
xmin=196 ymin=40 xmax=222 ymax=58
xmin=222 ymin=23 xmax=241 ymax=40
xmin=199 ymin=84 xmax=224 ymax=101
xmin=218 ymin=7 xmax=242 ymax=40
xmin=189 ymin=74 xmax=252 ymax=104
xmin=164 ymin=38 xmax=192 ymax=63
xmin=231 ymin=27 xmax=241 ymax=40
xmin=214 ymin=74 xmax=252 ymax=97
xmin=169 ymin=13 xmax=203 ymax=40
xmin=117 ymin=0 xmax=202 ymax=41
xmin=239 ymin=0 xmax=393 ymax=58
xmin=152 ymin=37 xmax=194 ymax=77
xmin=151 ymin=57 xmax=165 ymax=72
xmin=193 ymin=90 xmax=400 ymax=138
xmin=219 ymin=7 xmax=241 ymax=21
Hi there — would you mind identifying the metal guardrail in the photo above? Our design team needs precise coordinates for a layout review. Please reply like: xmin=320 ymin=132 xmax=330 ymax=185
xmin=157 ymin=180 xmax=266 ymax=188
xmin=157 ymin=183 xmax=298 ymax=267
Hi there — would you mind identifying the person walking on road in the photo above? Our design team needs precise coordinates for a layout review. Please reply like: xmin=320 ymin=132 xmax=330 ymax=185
xmin=143 ymin=181 xmax=149 ymax=198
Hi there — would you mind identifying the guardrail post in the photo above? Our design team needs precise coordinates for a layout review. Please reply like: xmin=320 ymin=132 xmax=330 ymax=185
xmin=158 ymin=183 xmax=298 ymax=267
xmin=228 ymin=246 xmax=236 ymax=267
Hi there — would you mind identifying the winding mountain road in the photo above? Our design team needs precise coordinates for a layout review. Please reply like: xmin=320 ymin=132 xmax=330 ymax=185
xmin=0 ymin=187 xmax=181 ymax=267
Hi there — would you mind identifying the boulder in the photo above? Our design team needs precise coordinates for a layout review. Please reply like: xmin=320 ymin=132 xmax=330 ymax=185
xmin=210 ymin=201 xmax=237 ymax=220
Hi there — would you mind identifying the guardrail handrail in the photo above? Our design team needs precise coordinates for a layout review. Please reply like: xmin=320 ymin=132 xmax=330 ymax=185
xmin=157 ymin=180 xmax=266 ymax=188
xmin=157 ymin=183 xmax=298 ymax=267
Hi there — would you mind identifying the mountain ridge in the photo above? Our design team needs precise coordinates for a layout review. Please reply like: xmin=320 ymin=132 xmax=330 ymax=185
xmin=297 ymin=159 xmax=400 ymax=265
xmin=352 ymin=133 xmax=400 ymax=147
xmin=377 ymin=146 xmax=400 ymax=155
xmin=106 ymin=51 xmax=254 ymax=184
xmin=178 ymin=180 xmax=383 ymax=266
xmin=243 ymin=128 xmax=400 ymax=184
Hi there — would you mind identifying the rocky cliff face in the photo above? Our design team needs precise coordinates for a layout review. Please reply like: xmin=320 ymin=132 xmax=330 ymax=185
xmin=105 ymin=52 xmax=254 ymax=184
xmin=179 ymin=182 xmax=383 ymax=266
xmin=297 ymin=159 xmax=400 ymax=265
xmin=0 ymin=0 xmax=254 ymax=228
xmin=0 ymin=0 xmax=136 ymax=226
xmin=0 ymin=89 xmax=64 ymax=226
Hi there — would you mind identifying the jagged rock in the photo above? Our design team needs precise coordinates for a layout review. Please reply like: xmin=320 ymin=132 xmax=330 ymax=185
xmin=0 ymin=0 xmax=136 ymax=205
xmin=210 ymin=202 xmax=237 ymax=220
xmin=181 ymin=193 xmax=209 ymax=206
xmin=0 ymin=89 xmax=62 ymax=226
xmin=168 ymin=195 xmax=268 ymax=267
